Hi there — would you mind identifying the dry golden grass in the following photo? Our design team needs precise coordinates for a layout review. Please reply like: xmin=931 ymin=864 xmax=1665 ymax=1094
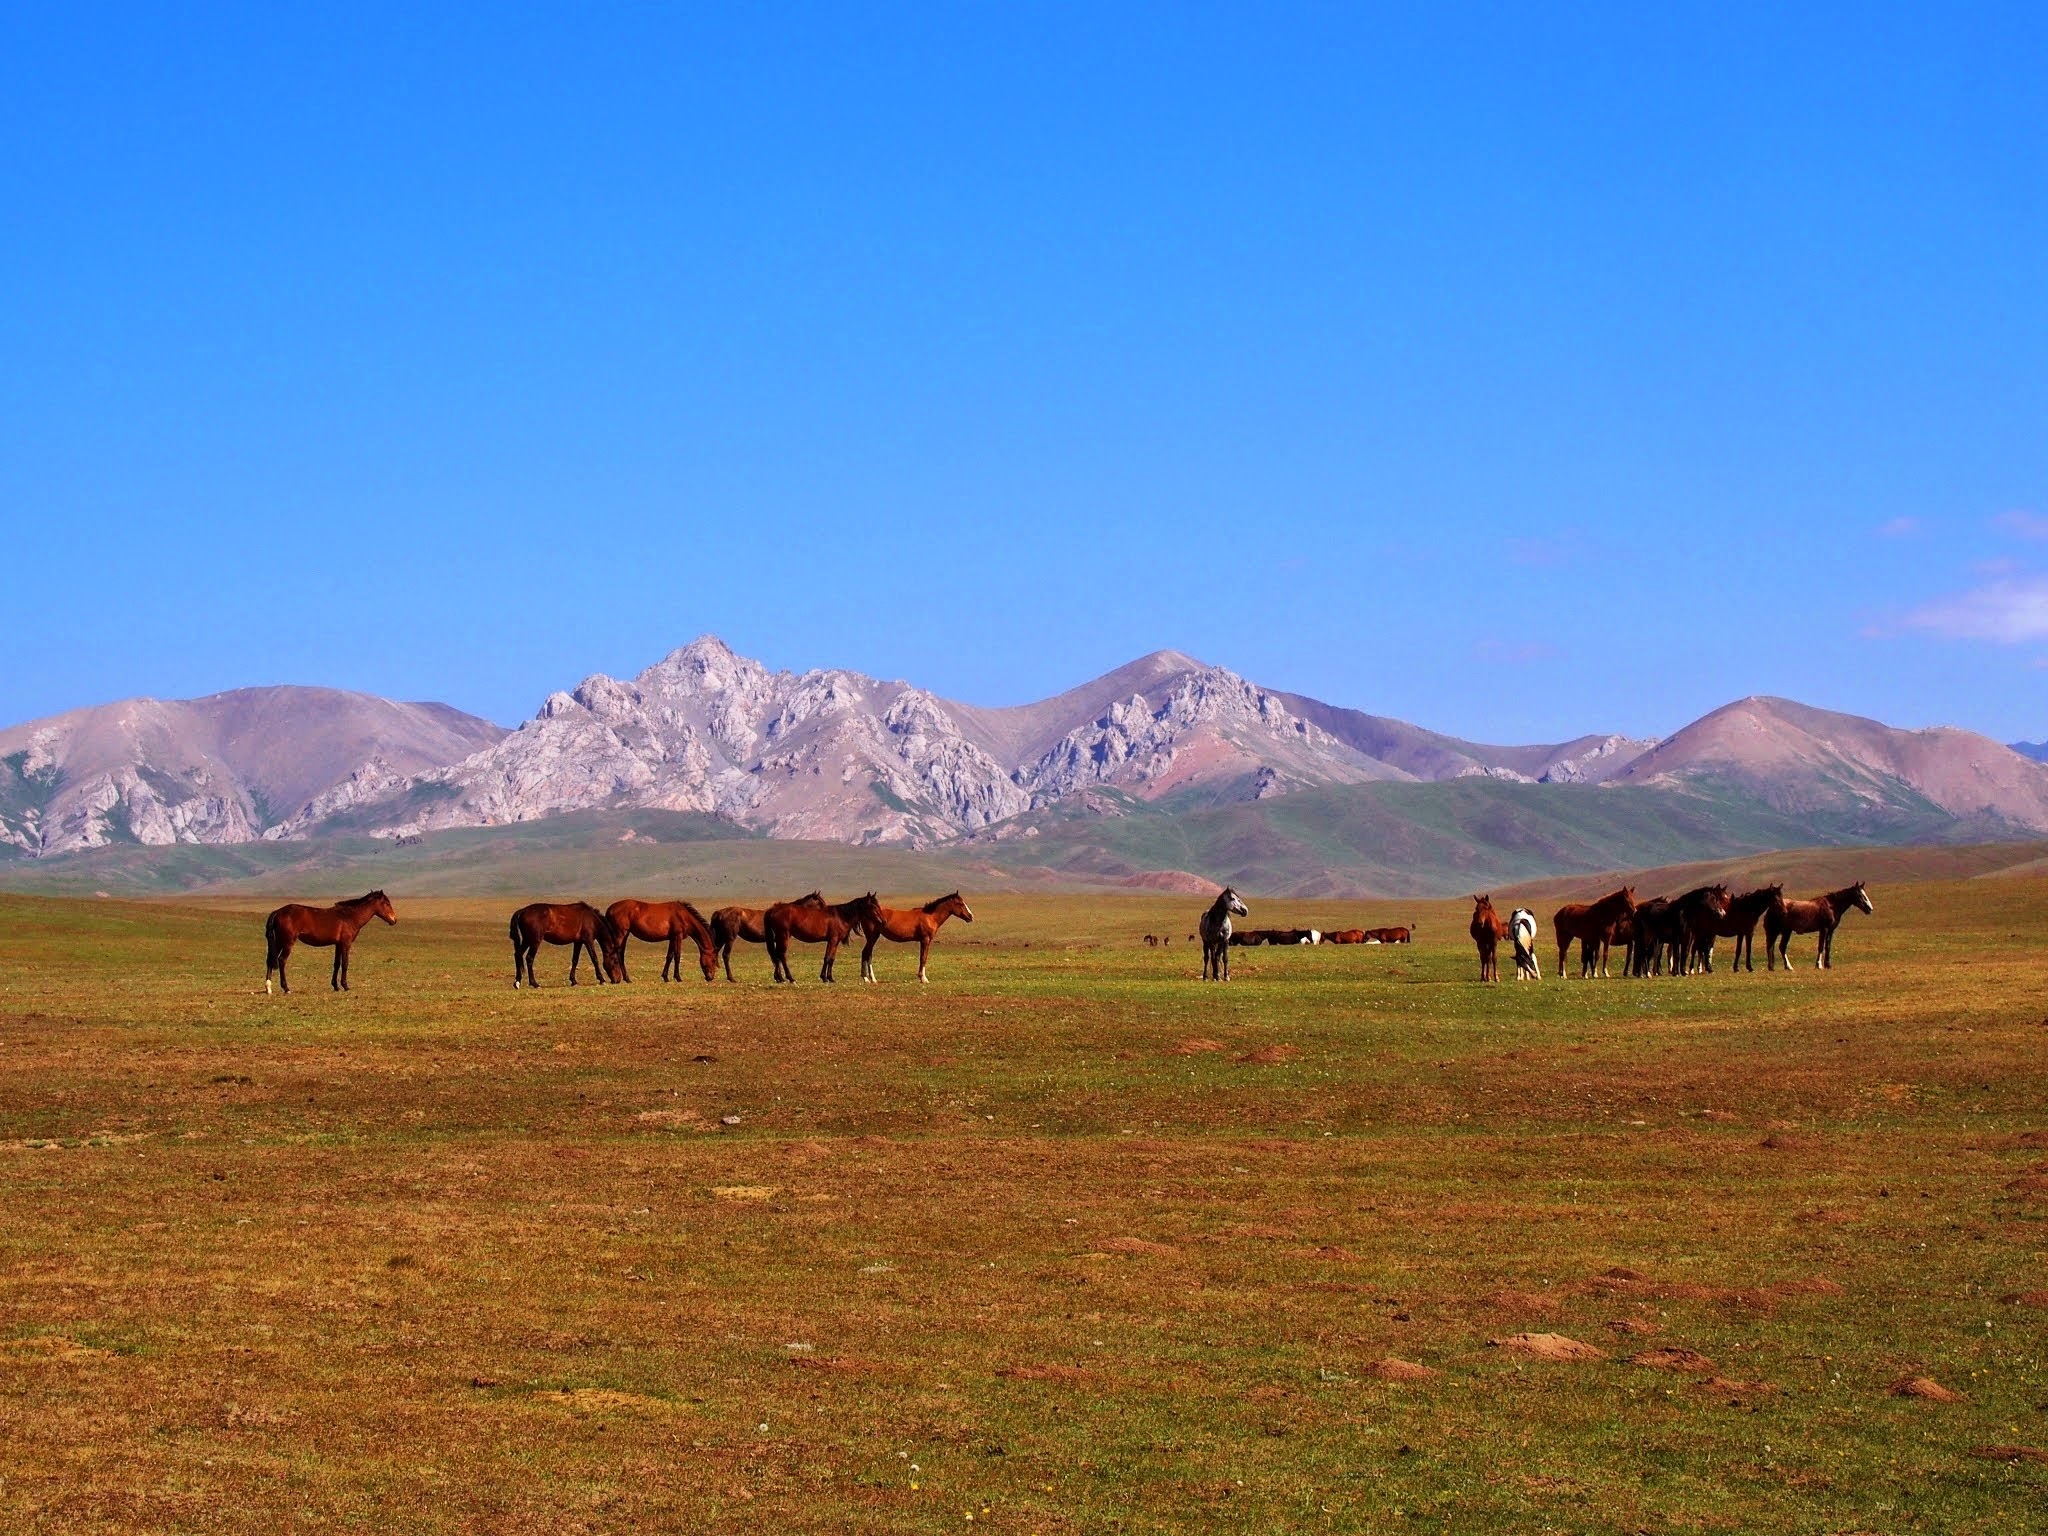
xmin=1 ymin=878 xmax=2044 ymax=1532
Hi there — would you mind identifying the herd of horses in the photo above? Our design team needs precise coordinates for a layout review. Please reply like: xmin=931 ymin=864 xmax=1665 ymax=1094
xmin=263 ymin=888 xmax=973 ymax=993
xmin=258 ymin=878 xmax=1873 ymax=995
xmin=1468 ymin=880 xmax=1875 ymax=982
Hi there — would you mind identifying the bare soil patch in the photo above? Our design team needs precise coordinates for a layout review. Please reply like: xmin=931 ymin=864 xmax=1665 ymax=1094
xmin=1890 ymin=1375 xmax=1964 ymax=1402
xmin=1237 ymin=1044 xmax=1300 ymax=1065
xmin=1488 ymin=1333 xmax=1606 ymax=1362
xmin=1628 ymin=1346 xmax=1716 ymax=1374
xmin=1363 ymin=1358 xmax=1439 ymax=1382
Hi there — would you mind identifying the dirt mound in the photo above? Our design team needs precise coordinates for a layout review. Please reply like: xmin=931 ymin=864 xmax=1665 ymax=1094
xmin=1170 ymin=1038 xmax=1225 ymax=1055
xmin=1488 ymin=1333 xmax=1606 ymax=1362
xmin=1758 ymin=1133 xmax=1806 ymax=1150
xmin=1970 ymin=1444 xmax=2048 ymax=1463
xmin=2000 ymin=1290 xmax=2048 ymax=1307
xmin=2003 ymin=1174 xmax=2048 ymax=1198
xmin=1600 ymin=1267 xmax=1649 ymax=1283
xmin=1364 ymin=1358 xmax=1439 ymax=1382
xmin=1237 ymin=1044 xmax=1300 ymax=1065
xmin=1606 ymin=1319 xmax=1661 ymax=1337
xmin=1628 ymin=1346 xmax=1717 ymax=1374
xmin=998 ymin=1363 xmax=1095 ymax=1383
xmin=1891 ymin=1375 xmax=1964 ymax=1402
xmin=1118 ymin=870 xmax=1221 ymax=894
xmin=2016 ymin=1130 xmax=2048 ymax=1148
xmin=1094 ymin=1236 xmax=1178 ymax=1257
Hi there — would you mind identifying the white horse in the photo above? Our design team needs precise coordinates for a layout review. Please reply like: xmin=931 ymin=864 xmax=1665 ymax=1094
xmin=1511 ymin=908 xmax=1541 ymax=981
xmin=1199 ymin=887 xmax=1250 ymax=981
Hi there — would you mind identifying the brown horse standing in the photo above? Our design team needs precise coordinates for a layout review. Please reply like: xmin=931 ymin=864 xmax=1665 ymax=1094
xmin=1469 ymin=895 xmax=1509 ymax=982
xmin=765 ymin=892 xmax=884 ymax=983
xmin=606 ymin=899 xmax=718 ymax=983
xmin=709 ymin=892 xmax=825 ymax=981
xmin=1703 ymin=885 xmax=1783 ymax=973
xmin=854 ymin=892 xmax=973 ymax=983
xmin=510 ymin=902 xmax=621 ymax=988
xmin=1552 ymin=887 xmax=1637 ymax=978
xmin=264 ymin=890 xmax=396 ymax=994
xmin=1765 ymin=881 xmax=1873 ymax=970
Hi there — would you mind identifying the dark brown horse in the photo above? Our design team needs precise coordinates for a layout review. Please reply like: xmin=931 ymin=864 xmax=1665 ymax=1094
xmin=264 ymin=890 xmax=396 ymax=994
xmin=510 ymin=902 xmax=621 ymax=988
xmin=1469 ymin=895 xmax=1509 ymax=982
xmin=606 ymin=898 xmax=718 ymax=982
xmin=1765 ymin=881 xmax=1873 ymax=970
xmin=854 ymin=891 xmax=973 ymax=983
xmin=1552 ymin=887 xmax=1636 ymax=978
xmin=765 ymin=892 xmax=884 ymax=983
xmin=709 ymin=892 xmax=825 ymax=981
xmin=1703 ymin=885 xmax=1784 ymax=973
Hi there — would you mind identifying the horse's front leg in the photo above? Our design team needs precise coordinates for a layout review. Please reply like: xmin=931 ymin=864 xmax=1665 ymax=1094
xmin=331 ymin=941 xmax=345 ymax=991
xmin=861 ymin=934 xmax=879 ymax=983
xmin=917 ymin=937 xmax=931 ymax=983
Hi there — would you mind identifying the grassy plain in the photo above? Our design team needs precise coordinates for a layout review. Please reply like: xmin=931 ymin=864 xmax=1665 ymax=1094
xmin=1 ymin=876 xmax=2045 ymax=1533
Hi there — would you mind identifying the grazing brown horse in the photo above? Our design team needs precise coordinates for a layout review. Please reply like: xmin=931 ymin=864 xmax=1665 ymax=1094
xmin=1322 ymin=928 xmax=1369 ymax=945
xmin=1364 ymin=926 xmax=1414 ymax=944
xmin=510 ymin=902 xmax=621 ymax=988
xmin=264 ymin=890 xmax=396 ymax=994
xmin=1702 ymin=885 xmax=1783 ymax=973
xmin=606 ymin=899 xmax=717 ymax=983
xmin=854 ymin=892 xmax=973 ymax=983
xmin=766 ymin=893 xmax=884 ymax=984
xmin=1765 ymin=881 xmax=1873 ymax=970
xmin=1552 ymin=887 xmax=1636 ymax=978
xmin=1469 ymin=895 xmax=1510 ymax=982
xmin=709 ymin=892 xmax=825 ymax=981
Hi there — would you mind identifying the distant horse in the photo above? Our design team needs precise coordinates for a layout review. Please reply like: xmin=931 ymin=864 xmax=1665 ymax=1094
xmin=1627 ymin=896 xmax=1675 ymax=977
xmin=1199 ymin=888 xmax=1249 ymax=981
xmin=606 ymin=898 xmax=718 ymax=983
xmin=1322 ymin=929 xmax=1369 ymax=945
xmin=854 ymin=891 xmax=973 ymax=983
xmin=1552 ymin=887 xmax=1636 ymax=978
xmin=1470 ymin=895 xmax=1510 ymax=982
xmin=1144 ymin=934 xmax=1158 ymax=947
xmin=1671 ymin=885 xmax=1733 ymax=974
xmin=510 ymin=902 xmax=620 ymax=988
xmin=766 ymin=892 xmax=884 ymax=983
xmin=709 ymin=892 xmax=825 ymax=981
xmin=1365 ymin=926 xmax=1415 ymax=944
xmin=264 ymin=890 xmax=396 ymax=994
xmin=1510 ymin=908 xmax=1540 ymax=981
xmin=1705 ymin=885 xmax=1784 ymax=973
xmin=1765 ymin=881 xmax=1873 ymax=970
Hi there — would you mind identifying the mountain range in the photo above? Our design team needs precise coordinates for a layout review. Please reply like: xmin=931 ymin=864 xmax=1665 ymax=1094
xmin=5 ymin=638 xmax=2046 ymax=885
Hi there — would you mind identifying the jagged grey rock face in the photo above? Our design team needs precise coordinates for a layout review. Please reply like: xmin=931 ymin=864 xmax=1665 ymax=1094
xmin=286 ymin=639 xmax=1392 ymax=846
xmin=1538 ymin=735 xmax=1661 ymax=785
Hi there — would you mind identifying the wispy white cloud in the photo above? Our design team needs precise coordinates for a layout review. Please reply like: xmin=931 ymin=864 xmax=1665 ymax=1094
xmin=1875 ymin=516 xmax=1920 ymax=539
xmin=1993 ymin=509 xmax=2048 ymax=540
xmin=1904 ymin=576 xmax=2048 ymax=643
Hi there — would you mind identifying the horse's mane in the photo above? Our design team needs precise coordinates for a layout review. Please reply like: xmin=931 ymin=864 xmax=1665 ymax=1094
xmin=679 ymin=900 xmax=709 ymax=926
xmin=923 ymin=892 xmax=961 ymax=913
xmin=344 ymin=890 xmax=388 ymax=907
xmin=794 ymin=890 xmax=826 ymax=906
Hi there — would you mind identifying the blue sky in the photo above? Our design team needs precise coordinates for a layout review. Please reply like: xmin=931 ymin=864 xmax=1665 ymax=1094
xmin=3 ymin=4 xmax=2043 ymax=744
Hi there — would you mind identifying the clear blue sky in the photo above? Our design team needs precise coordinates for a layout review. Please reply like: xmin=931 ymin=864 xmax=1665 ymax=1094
xmin=4 ymin=4 xmax=2043 ymax=744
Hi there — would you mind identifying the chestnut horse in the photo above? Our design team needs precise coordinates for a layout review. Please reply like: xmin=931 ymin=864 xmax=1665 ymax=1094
xmin=264 ymin=890 xmax=396 ymax=994
xmin=1765 ymin=881 xmax=1873 ymax=970
xmin=709 ymin=892 xmax=824 ymax=981
xmin=1199 ymin=887 xmax=1249 ymax=981
xmin=1469 ymin=895 xmax=1510 ymax=982
xmin=1704 ymin=885 xmax=1784 ymax=973
xmin=854 ymin=891 xmax=973 ymax=983
xmin=606 ymin=898 xmax=717 ymax=983
xmin=765 ymin=892 xmax=884 ymax=984
xmin=1552 ymin=887 xmax=1636 ymax=978
xmin=510 ymin=902 xmax=620 ymax=988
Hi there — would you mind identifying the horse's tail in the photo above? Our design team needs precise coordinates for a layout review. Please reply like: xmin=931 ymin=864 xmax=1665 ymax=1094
xmin=263 ymin=910 xmax=280 ymax=993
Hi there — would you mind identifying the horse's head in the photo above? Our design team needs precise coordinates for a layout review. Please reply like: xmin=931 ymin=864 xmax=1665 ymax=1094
xmin=368 ymin=891 xmax=397 ymax=926
xmin=1851 ymin=881 xmax=1873 ymax=915
xmin=938 ymin=892 xmax=973 ymax=922
xmin=1706 ymin=884 xmax=1731 ymax=916
xmin=1472 ymin=893 xmax=1494 ymax=914
xmin=795 ymin=890 xmax=827 ymax=908
xmin=1620 ymin=885 xmax=1637 ymax=911
xmin=851 ymin=891 xmax=885 ymax=927
xmin=1223 ymin=887 xmax=1248 ymax=917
